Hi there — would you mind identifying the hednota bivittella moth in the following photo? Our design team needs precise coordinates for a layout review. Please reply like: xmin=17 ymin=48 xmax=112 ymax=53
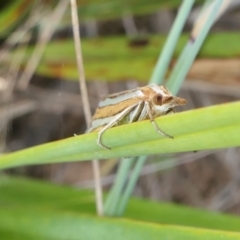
xmin=88 ymin=84 xmax=187 ymax=149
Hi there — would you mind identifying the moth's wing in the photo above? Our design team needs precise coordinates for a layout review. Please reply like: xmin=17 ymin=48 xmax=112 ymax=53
xmin=98 ymin=101 xmax=143 ymax=134
xmin=89 ymin=101 xmax=144 ymax=133
xmin=98 ymin=88 xmax=144 ymax=108
xmin=101 ymin=88 xmax=139 ymax=99
xmin=88 ymin=115 xmax=118 ymax=133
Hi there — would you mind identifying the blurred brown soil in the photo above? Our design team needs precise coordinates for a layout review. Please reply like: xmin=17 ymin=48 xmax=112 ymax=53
xmin=188 ymin=58 xmax=240 ymax=85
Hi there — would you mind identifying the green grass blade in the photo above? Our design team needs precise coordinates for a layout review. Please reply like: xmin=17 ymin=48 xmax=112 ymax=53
xmin=0 ymin=102 xmax=240 ymax=170
xmin=125 ymin=197 xmax=240 ymax=232
xmin=1 ymin=176 xmax=240 ymax=239
xmin=116 ymin=155 xmax=146 ymax=216
xmin=2 ymin=176 xmax=240 ymax=231
xmin=2 ymin=205 xmax=240 ymax=240
xmin=150 ymin=0 xmax=194 ymax=84
xmin=167 ymin=0 xmax=223 ymax=94
xmin=104 ymin=158 xmax=134 ymax=215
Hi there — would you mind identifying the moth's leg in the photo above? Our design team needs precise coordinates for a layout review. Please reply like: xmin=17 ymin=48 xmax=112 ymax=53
xmin=129 ymin=101 xmax=144 ymax=123
xmin=146 ymin=102 xmax=173 ymax=139
xmin=136 ymin=101 xmax=147 ymax=121
xmin=97 ymin=102 xmax=141 ymax=150
xmin=151 ymin=120 xmax=173 ymax=139
xmin=97 ymin=121 xmax=118 ymax=150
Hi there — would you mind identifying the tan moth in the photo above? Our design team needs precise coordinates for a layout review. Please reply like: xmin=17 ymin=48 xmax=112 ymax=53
xmin=88 ymin=84 xmax=187 ymax=149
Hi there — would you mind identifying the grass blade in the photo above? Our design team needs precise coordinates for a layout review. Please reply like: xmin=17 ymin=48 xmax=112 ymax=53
xmin=0 ymin=102 xmax=239 ymax=170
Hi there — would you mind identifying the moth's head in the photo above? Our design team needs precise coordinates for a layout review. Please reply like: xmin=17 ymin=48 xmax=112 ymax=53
xmin=151 ymin=86 xmax=187 ymax=115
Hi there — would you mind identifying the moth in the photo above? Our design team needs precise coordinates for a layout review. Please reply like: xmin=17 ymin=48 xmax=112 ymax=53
xmin=88 ymin=84 xmax=187 ymax=150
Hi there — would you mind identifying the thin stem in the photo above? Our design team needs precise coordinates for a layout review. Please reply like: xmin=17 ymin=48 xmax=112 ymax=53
xmin=150 ymin=0 xmax=195 ymax=84
xmin=70 ymin=0 xmax=103 ymax=216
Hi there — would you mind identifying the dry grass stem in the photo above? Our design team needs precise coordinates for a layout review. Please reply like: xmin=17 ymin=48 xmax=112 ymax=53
xmin=70 ymin=0 xmax=103 ymax=216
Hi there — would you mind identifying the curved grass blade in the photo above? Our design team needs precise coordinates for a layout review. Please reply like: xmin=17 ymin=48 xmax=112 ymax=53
xmin=2 ymin=206 xmax=240 ymax=240
xmin=0 ymin=101 xmax=239 ymax=170
xmin=2 ymin=176 xmax=240 ymax=233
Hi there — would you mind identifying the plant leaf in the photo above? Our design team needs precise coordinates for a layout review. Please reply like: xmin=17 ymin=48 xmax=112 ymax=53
xmin=1 ymin=176 xmax=240 ymax=240
xmin=0 ymin=101 xmax=239 ymax=169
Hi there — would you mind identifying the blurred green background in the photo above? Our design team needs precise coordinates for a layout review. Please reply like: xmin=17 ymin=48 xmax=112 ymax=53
xmin=0 ymin=0 xmax=240 ymax=239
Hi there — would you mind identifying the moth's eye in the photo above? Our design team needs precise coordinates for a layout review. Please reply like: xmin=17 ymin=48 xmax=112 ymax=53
xmin=154 ymin=94 xmax=163 ymax=105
